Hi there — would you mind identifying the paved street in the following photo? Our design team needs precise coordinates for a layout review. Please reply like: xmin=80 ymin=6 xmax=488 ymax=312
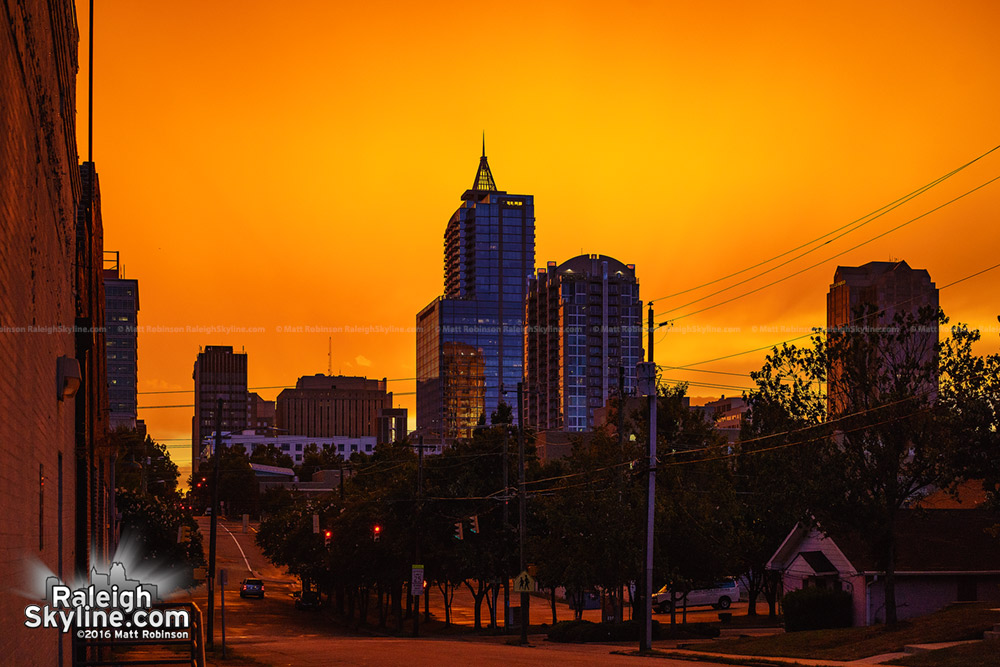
xmin=152 ymin=517 xmax=754 ymax=666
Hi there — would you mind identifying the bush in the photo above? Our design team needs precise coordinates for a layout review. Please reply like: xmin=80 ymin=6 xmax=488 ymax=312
xmin=547 ymin=619 xmax=719 ymax=643
xmin=782 ymin=587 xmax=852 ymax=632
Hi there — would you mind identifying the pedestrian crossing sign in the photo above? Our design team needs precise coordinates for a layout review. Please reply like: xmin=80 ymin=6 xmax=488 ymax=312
xmin=513 ymin=571 xmax=535 ymax=593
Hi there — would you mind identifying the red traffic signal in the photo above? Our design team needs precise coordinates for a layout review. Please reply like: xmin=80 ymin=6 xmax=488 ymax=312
xmin=324 ymin=530 xmax=332 ymax=547
xmin=373 ymin=525 xmax=382 ymax=542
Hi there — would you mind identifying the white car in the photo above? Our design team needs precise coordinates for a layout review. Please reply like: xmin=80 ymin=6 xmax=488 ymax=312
xmin=653 ymin=580 xmax=740 ymax=612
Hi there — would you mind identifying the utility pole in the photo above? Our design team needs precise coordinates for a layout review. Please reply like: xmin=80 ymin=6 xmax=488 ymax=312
xmin=618 ymin=364 xmax=626 ymax=621
xmin=413 ymin=436 xmax=424 ymax=637
xmin=640 ymin=304 xmax=657 ymax=651
xmin=517 ymin=382 xmax=528 ymax=644
xmin=503 ymin=421 xmax=510 ymax=630
xmin=207 ymin=399 xmax=222 ymax=650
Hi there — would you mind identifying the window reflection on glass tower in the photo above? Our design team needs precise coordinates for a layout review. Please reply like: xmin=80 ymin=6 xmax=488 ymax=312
xmin=417 ymin=144 xmax=535 ymax=439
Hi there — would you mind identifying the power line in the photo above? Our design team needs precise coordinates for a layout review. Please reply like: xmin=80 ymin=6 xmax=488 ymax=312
xmin=657 ymin=173 xmax=1000 ymax=323
xmin=137 ymin=378 xmax=420 ymax=395
xmin=646 ymin=144 xmax=1000 ymax=305
xmin=138 ymin=389 xmax=417 ymax=409
xmin=672 ymin=258 xmax=1000 ymax=371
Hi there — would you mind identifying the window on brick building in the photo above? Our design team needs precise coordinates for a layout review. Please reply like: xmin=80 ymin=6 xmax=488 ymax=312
xmin=39 ymin=464 xmax=44 ymax=551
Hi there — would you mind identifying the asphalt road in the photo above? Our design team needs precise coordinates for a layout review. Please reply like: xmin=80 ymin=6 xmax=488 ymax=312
xmin=164 ymin=517 xmax=744 ymax=667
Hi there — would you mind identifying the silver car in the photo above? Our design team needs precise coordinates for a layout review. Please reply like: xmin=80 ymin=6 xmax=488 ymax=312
xmin=653 ymin=579 xmax=740 ymax=612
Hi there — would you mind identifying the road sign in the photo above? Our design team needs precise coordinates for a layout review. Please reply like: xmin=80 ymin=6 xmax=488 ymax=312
xmin=513 ymin=571 xmax=535 ymax=593
xmin=219 ymin=568 xmax=228 ymax=586
xmin=411 ymin=565 xmax=424 ymax=596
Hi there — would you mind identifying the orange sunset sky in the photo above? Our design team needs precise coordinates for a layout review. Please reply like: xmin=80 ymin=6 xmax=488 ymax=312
xmin=76 ymin=1 xmax=1000 ymax=478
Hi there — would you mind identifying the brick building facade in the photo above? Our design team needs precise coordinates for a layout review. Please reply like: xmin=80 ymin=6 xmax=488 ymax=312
xmin=1 ymin=1 xmax=111 ymax=664
xmin=276 ymin=374 xmax=404 ymax=443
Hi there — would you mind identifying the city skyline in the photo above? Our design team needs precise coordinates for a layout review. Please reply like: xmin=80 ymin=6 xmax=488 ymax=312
xmin=75 ymin=1 xmax=1000 ymax=474
xmin=7 ymin=3 xmax=1000 ymax=662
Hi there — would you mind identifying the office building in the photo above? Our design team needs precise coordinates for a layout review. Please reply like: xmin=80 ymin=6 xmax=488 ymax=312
xmin=104 ymin=251 xmax=139 ymax=429
xmin=378 ymin=407 xmax=409 ymax=445
xmin=247 ymin=392 xmax=275 ymax=433
xmin=694 ymin=395 xmax=749 ymax=444
xmin=276 ymin=374 xmax=405 ymax=444
xmin=826 ymin=260 xmax=939 ymax=416
xmin=416 ymin=145 xmax=535 ymax=438
xmin=192 ymin=346 xmax=248 ymax=469
xmin=524 ymin=254 xmax=643 ymax=432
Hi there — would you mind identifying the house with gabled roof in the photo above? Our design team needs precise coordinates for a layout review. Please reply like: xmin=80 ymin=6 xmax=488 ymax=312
xmin=767 ymin=509 xmax=1000 ymax=625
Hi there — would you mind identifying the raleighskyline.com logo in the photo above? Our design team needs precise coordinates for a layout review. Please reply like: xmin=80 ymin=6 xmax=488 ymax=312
xmin=24 ymin=564 xmax=190 ymax=640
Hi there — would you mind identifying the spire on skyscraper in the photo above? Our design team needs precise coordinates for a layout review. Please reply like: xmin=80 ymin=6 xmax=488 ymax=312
xmin=472 ymin=136 xmax=497 ymax=192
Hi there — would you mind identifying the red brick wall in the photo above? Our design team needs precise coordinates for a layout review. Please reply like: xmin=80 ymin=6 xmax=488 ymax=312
xmin=0 ymin=1 xmax=81 ymax=664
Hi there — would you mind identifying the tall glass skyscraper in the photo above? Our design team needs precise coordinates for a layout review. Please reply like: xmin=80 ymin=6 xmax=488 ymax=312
xmin=524 ymin=255 xmax=643 ymax=432
xmin=417 ymin=146 xmax=535 ymax=438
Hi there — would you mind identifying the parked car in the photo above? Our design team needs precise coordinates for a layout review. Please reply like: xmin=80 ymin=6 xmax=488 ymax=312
xmin=294 ymin=590 xmax=322 ymax=610
xmin=239 ymin=578 xmax=264 ymax=599
xmin=653 ymin=579 xmax=740 ymax=612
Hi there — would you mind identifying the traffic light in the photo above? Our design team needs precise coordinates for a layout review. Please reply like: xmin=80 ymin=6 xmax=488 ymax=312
xmin=469 ymin=515 xmax=480 ymax=534
xmin=373 ymin=524 xmax=381 ymax=542
xmin=453 ymin=521 xmax=464 ymax=540
xmin=324 ymin=529 xmax=332 ymax=548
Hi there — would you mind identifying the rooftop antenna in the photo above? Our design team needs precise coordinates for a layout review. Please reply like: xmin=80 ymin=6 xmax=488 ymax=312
xmin=328 ymin=337 xmax=332 ymax=375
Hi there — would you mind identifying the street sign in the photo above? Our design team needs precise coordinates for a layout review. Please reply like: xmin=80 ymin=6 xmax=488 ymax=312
xmin=411 ymin=565 xmax=424 ymax=596
xmin=219 ymin=568 xmax=228 ymax=586
xmin=513 ymin=571 xmax=535 ymax=593
xmin=312 ymin=513 xmax=320 ymax=534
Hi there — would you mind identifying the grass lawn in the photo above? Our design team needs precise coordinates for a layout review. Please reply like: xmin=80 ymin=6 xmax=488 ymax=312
xmin=887 ymin=641 xmax=1000 ymax=667
xmin=688 ymin=602 xmax=999 ymax=661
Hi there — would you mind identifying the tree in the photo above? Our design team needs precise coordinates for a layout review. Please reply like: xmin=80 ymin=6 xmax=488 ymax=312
xmin=820 ymin=306 xmax=951 ymax=626
xmin=111 ymin=427 xmax=180 ymax=499
xmin=257 ymin=497 xmax=331 ymax=588
xmin=116 ymin=488 xmax=204 ymax=586
xmin=741 ymin=307 xmax=987 ymax=626
xmin=734 ymin=339 xmax=827 ymax=616
xmin=491 ymin=400 xmax=513 ymax=425
xmin=193 ymin=445 xmax=259 ymax=517
xmin=423 ymin=428 xmax=516 ymax=629
xmin=938 ymin=323 xmax=1000 ymax=508
xmin=650 ymin=384 xmax=735 ymax=625
xmin=249 ymin=443 xmax=294 ymax=469
xmin=533 ymin=428 xmax=643 ymax=622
